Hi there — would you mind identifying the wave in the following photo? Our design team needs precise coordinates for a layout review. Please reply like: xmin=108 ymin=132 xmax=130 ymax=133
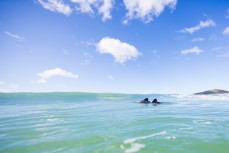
xmin=172 ymin=94 xmax=229 ymax=101
xmin=192 ymin=119 xmax=213 ymax=125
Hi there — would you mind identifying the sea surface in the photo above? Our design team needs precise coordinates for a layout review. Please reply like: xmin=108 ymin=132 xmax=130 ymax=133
xmin=0 ymin=92 xmax=229 ymax=153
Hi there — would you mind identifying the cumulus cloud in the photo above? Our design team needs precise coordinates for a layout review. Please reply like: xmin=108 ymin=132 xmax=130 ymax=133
xmin=179 ymin=19 xmax=215 ymax=34
xmin=97 ymin=37 xmax=141 ymax=64
xmin=123 ymin=0 xmax=177 ymax=24
xmin=99 ymin=0 xmax=114 ymax=21
xmin=180 ymin=46 xmax=203 ymax=55
xmin=37 ymin=0 xmax=72 ymax=16
xmin=223 ymin=26 xmax=229 ymax=35
xmin=37 ymin=68 xmax=79 ymax=83
xmin=192 ymin=37 xmax=204 ymax=42
xmin=71 ymin=0 xmax=95 ymax=14
xmin=71 ymin=0 xmax=114 ymax=21
xmin=38 ymin=0 xmax=178 ymax=22
xmin=4 ymin=31 xmax=25 ymax=41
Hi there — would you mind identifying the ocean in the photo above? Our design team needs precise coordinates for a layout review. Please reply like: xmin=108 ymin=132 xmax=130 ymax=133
xmin=0 ymin=92 xmax=229 ymax=153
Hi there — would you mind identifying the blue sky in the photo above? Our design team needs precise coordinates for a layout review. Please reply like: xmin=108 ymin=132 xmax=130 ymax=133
xmin=0 ymin=0 xmax=229 ymax=94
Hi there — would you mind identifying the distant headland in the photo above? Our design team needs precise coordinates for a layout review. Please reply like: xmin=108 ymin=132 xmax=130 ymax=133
xmin=194 ymin=89 xmax=229 ymax=95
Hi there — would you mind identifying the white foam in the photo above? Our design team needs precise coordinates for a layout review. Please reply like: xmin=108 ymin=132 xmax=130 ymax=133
xmin=173 ymin=93 xmax=229 ymax=101
xmin=165 ymin=136 xmax=176 ymax=139
xmin=193 ymin=120 xmax=212 ymax=125
xmin=120 ymin=145 xmax=125 ymax=149
xmin=47 ymin=118 xmax=59 ymax=122
xmin=179 ymin=127 xmax=193 ymax=130
xmin=121 ymin=131 xmax=167 ymax=153
xmin=125 ymin=143 xmax=145 ymax=153
xmin=124 ymin=131 xmax=167 ymax=144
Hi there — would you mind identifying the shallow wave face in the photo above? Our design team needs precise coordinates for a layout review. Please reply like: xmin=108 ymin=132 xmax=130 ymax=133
xmin=0 ymin=93 xmax=229 ymax=153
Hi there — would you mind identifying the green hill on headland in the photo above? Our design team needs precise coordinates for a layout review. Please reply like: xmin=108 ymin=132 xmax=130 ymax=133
xmin=194 ymin=89 xmax=229 ymax=95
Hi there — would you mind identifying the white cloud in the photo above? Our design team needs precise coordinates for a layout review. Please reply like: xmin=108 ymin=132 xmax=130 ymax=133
xmin=107 ymin=75 xmax=114 ymax=80
xmin=226 ymin=9 xmax=229 ymax=19
xmin=37 ymin=0 xmax=72 ymax=16
xmin=123 ymin=0 xmax=177 ymax=24
xmin=71 ymin=0 xmax=95 ymax=14
xmin=180 ymin=46 xmax=203 ymax=55
xmin=192 ymin=37 xmax=204 ymax=42
xmin=179 ymin=19 xmax=216 ymax=34
xmin=0 ymin=81 xmax=5 ymax=85
xmin=38 ymin=0 xmax=177 ymax=22
xmin=81 ymin=40 xmax=95 ymax=46
xmin=99 ymin=0 xmax=114 ymax=21
xmin=203 ymin=13 xmax=208 ymax=17
xmin=97 ymin=37 xmax=141 ymax=64
xmin=4 ymin=31 xmax=25 ymax=41
xmin=83 ymin=52 xmax=94 ymax=59
xmin=71 ymin=0 xmax=114 ymax=21
xmin=81 ymin=52 xmax=94 ymax=65
xmin=37 ymin=68 xmax=79 ymax=83
xmin=223 ymin=26 xmax=229 ymax=35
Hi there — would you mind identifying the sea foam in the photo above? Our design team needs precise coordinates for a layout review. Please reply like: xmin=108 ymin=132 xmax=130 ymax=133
xmin=173 ymin=93 xmax=229 ymax=101
xmin=121 ymin=131 xmax=167 ymax=153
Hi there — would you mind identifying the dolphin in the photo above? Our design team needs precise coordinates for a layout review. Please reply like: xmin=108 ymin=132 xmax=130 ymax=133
xmin=152 ymin=98 xmax=161 ymax=104
xmin=139 ymin=98 xmax=151 ymax=104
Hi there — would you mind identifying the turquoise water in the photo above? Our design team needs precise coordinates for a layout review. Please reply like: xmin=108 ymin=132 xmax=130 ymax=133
xmin=0 ymin=92 xmax=229 ymax=153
